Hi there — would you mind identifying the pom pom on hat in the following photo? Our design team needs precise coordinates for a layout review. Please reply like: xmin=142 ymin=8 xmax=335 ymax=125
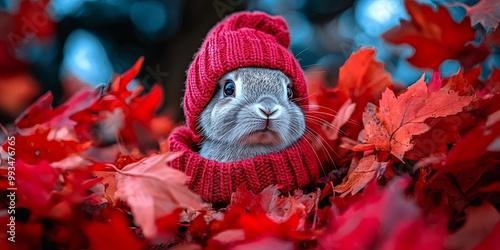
xmin=183 ymin=11 xmax=309 ymax=135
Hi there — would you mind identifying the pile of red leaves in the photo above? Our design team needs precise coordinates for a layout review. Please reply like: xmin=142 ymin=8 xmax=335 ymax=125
xmin=1 ymin=1 xmax=500 ymax=249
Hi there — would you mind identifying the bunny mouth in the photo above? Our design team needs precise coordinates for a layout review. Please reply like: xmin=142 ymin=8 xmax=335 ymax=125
xmin=239 ymin=129 xmax=282 ymax=145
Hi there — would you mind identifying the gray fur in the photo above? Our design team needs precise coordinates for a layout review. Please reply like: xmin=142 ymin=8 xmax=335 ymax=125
xmin=198 ymin=67 xmax=305 ymax=162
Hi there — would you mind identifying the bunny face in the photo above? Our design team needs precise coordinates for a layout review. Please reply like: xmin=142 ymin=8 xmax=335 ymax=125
xmin=198 ymin=67 xmax=305 ymax=162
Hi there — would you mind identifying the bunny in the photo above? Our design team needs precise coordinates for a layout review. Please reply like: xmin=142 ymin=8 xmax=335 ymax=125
xmin=168 ymin=11 xmax=319 ymax=203
xmin=198 ymin=67 xmax=306 ymax=162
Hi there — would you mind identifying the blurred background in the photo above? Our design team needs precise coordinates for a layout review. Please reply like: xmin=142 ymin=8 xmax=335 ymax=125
xmin=0 ymin=0 xmax=496 ymax=125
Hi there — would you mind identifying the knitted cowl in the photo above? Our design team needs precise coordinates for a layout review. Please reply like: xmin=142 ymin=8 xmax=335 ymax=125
xmin=168 ymin=11 xmax=320 ymax=203
xmin=169 ymin=127 xmax=319 ymax=203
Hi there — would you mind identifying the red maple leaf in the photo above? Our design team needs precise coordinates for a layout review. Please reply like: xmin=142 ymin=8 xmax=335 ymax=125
xmin=2 ymin=128 xmax=91 ymax=165
xmin=479 ymin=68 xmax=500 ymax=96
xmin=437 ymin=110 xmax=500 ymax=171
xmin=227 ymin=185 xmax=318 ymax=227
xmin=15 ymin=88 xmax=102 ymax=130
xmin=334 ymin=155 xmax=387 ymax=196
xmin=381 ymin=218 xmax=447 ymax=250
xmin=308 ymin=48 xmax=393 ymax=139
xmin=409 ymin=68 xmax=486 ymax=159
xmin=359 ymin=77 xmax=474 ymax=161
xmin=120 ymin=84 xmax=163 ymax=145
xmin=70 ymin=57 xmax=164 ymax=145
xmin=322 ymin=99 xmax=356 ymax=141
xmin=305 ymin=48 xmax=393 ymax=166
xmin=416 ymin=110 xmax=500 ymax=220
xmin=428 ymin=67 xmax=482 ymax=95
xmin=83 ymin=210 xmax=144 ymax=250
xmin=383 ymin=0 xmax=489 ymax=71
xmin=472 ymin=220 xmax=500 ymax=250
xmin=155 ymin=208 xmax=181 ymax=238
xmin=446 ymin=202 xmax=500 ymax=250
xmin=108 ymin=57 xmax=145 ymax=100
xmin=12 ymin=160 xmax=58 ymax=214
xmin=336 ymin=48 xmax=394 ymax=106
xmin=205 ymin=209 xmax=303 ymax=249
xmin=14 ymin=92 xmax=63 ymax=128
xmin=114 ymin=152 xmax=203 ymax=238
xmin=319 ymin=178 xmax=448 ymax=249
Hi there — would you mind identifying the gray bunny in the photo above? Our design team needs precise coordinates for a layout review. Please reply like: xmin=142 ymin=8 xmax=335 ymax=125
xmin=198 ymin=67 xmax=306 ymax=162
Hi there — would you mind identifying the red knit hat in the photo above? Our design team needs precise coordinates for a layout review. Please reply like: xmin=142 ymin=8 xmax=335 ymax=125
xmin=184 ymin=11 xmax=309 ymax=133
xmin=169 ymin=11 xmax=319 ymax=203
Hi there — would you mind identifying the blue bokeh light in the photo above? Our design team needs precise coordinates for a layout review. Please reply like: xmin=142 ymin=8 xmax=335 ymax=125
xmin=439 ymin=59 xmax=461 ymax=78
xmin=61 ymin=29 xmax=113 ymax=87
xmin=1 ymin=0 xmax=19 ymax=13
xmin=283 ymin=12 xmax=314 ymax=47
xmin=355 ymin=0 xmax=408 ymax=37
xmin=47 ymin=0 xmax=98 ymax=20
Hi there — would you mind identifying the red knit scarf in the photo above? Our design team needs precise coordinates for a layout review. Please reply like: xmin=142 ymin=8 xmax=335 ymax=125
xmin=168 ymin=127 xmax=320 ymax=203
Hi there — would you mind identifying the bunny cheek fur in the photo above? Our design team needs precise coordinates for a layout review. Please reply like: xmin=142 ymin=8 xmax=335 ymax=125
xmin=198 ymin=67 xmax=306 ymax=162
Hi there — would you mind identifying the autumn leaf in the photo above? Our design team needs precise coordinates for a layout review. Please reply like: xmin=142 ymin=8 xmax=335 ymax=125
xmin=436 ymin=109 xmax=500 ymax=171
xmin=304 ymin=48 xmax=392 ymax=166
xmin=227 ymin=184 xmax=260 ymax=212
xmin=9 ymin=160 xmax=58 ymax=214
xmin=320 ymin=178 xmax=448 ymax=249
xmin=334 ymin=155 xmax=387 ymax=197
xmin=409 ymin=112 xmax=476 ymax=159
xmin=226 ymin=236 xmax=295 ymax=250
xmin=14 ymin=92 xmax=63 ymax=129
xmin=337 ymin=48 xmax=393 ymax=103
xmin=15 ymin=88 xmax=102 ymax=131
xmin=324 ymin=99 xmax=356 ymax=141
xmin=472 ymin=221 xmax=500 ymax=250
xmin=429 ymin=67 xmax=482 ymax=95
xmin=109 ymin=56 xmax=145 ymax=100
xmin=93 ymin=170 xmax=117 ymax=204
xmin=481 ymin=68 xmax=500 ymax=96
xmin=359 ymin=76 xmax=474 ymax=161
xmin=69 ymin=57 xmax=163 ymax=145
xmin=335 ymin=48 xmax=393 ymax=138
xmin=156 ymin=208 xmax=182 ymax=238
xmin=383 ymin=0 xmax=489 ymax=71
xmin=381 ymin=217 xmax=447 ymax=250
xmin=228 ymin=185 xmax=318 ymax=227
xmin=120 ymin=84 xmax=163 ymax=144
xmin=410 ymin=72 xmax=497 ymax=160
xmin=205 ymin=210 xmax=303 ymax=249
xmin=446 ymin=202 xmax=500 ymax=250
xmin=444 ymin=0 xmax=500 ymax=30
xmin=84 ymin=210 xmax=144 ymax=250
xmin=2 ymin=128 xmax=91 ymax=165
xmin=114 ymin=152 xmax=204 ymax=238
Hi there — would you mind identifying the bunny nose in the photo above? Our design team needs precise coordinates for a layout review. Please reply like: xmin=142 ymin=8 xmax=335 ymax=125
xmin=255 ymin=104 xmax=282 ymax=119
xmin=259 ymin=107 xmax=276 ymax=116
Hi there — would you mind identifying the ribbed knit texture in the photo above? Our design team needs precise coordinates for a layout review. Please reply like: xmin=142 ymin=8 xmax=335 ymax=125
xmin=169 ymin=127 xmax=319 ymax=203
xmin=169 ymin=11 xmax=320 ymax=203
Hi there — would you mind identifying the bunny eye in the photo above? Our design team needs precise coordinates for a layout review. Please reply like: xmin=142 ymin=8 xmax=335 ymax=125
xmin=286 ymin=85 xmax=293 ymax=99
xmin=224 ymin=80 xmax=235 ymax=97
